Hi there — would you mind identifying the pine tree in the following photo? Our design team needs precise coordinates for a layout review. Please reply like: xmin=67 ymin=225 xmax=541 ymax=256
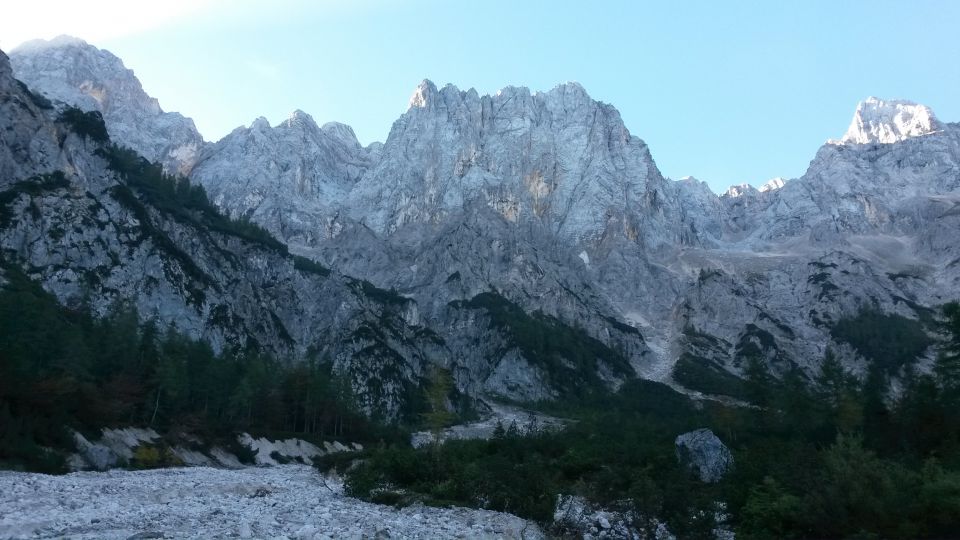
xmin=744 ymin=355 xmax=774 ymax=407
xmin=935 ymin=302 xmax=960 ymax=399
xmin=422 ymin=365 xmax=455 ymax=449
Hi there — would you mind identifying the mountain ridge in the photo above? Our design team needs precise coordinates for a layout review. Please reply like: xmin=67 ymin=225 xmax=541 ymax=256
xmin=6 ymin=36 xmax=960 ymax=410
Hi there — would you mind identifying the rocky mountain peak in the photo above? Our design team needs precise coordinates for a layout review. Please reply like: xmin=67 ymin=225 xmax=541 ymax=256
xmin=322 ymin=121 xmax=362 ymax=148
xmin=408 ymin=79 xmax=438 ymax=109
xmin=250 ymin=116 xmax=272 ymax=131
xmin=9 ymin=35 xmax=204 ymax=176
xmin=349 ymin=78 xmax=679 ymax=247
xmin=542 ymin=81 xmax=591 ymax=101
xmin=837 ymin=96 xmax=942 ymax=145
xmin=758 ymin=177 xmax=786 ymax=193
xmin=283 ymin=109 xmax=319 ymax=130
xmin=723 ymin=183 xmax=757 ymax=198
xmin=11 ymin=34 xmax=88 ymax=53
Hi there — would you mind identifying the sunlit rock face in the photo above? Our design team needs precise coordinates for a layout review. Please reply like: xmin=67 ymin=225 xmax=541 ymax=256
xmin=837 ymin=96 xmax=943 ymax=145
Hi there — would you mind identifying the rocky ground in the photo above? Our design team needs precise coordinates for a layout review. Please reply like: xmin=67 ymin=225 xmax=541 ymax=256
xmin=0 ymin=465 xmax=543 ymax=540
xmin=410 ymin=402 xmax=566 ymax=448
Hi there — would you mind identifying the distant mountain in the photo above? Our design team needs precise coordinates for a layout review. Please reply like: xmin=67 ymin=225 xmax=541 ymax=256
xmin=6 ymin=36 xmax=960 ymax=410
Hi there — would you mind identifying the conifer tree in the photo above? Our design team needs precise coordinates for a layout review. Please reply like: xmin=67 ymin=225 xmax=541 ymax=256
xmin=935 ymin=302 xmax=960 ymax=400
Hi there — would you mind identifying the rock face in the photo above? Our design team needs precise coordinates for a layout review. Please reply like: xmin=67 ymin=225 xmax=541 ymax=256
xmin=837 ymin=96 xmax=943 ymax=145
xmin=347 ymin=79 xmax=677 ymax=247
xmin=675 ymin=428 xmax=733 ymax=483
xmin=6 ymin=36 xmax=960 ymax=412
xmin=9 ymin=36 xmax=204 ymax=176
xmin=0 ymin=49 xmax=450 ymax=419
xmin=190 ymin=112 xmax=377 ymax=246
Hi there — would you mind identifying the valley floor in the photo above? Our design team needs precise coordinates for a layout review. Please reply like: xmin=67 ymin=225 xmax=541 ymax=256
xmin=0 ymin=465 xmax=543 ymax=540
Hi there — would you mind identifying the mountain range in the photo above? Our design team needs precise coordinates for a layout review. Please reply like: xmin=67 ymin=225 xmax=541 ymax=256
xmin=4 ymin=35 xmax=959 ymax=416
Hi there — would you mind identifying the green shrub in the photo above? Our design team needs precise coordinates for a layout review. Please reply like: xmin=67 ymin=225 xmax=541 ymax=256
xmin=131 ymin=444 xmax=182 ymax=469
xmin=58 ymin=107 xmax=109 ymax=143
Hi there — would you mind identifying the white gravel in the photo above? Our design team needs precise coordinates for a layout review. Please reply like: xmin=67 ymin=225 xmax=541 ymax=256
xmin=0 ymin=465 xmax=543 ymax=539
xmin=410 ymin=402 xmax=566 ymax=448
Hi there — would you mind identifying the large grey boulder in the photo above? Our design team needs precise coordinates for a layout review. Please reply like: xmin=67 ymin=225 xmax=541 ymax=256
xmin=675 ymin=428 xmax=733 ymax=483
xmin=71 ymin=432 xmax=120 ymax=471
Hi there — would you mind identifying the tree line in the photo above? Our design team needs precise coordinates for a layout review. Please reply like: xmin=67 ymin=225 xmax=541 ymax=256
xmin=0 ymin=266 xmax=394 ymax=473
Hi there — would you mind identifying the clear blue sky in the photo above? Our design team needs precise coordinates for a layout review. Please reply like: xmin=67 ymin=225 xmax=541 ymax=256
xmin=9 ymin=0 xmax=959 ymax=192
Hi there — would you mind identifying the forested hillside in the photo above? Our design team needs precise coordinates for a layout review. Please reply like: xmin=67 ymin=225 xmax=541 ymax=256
xmin=323 ymin=303 xmax=960 ymax=538
xmin=0 ymin=265 xmax=400 ymax=473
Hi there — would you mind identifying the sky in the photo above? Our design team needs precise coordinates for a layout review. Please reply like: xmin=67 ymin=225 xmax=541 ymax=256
xmin=2 ymin=0 xmax=958 ymax=193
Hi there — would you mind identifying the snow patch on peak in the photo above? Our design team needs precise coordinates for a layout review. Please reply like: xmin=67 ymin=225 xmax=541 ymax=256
xmin=836 ymin=97 xmax=942 ymax=145
xmin=758 ymin=177 xmax=786 ymax=193
xmin=409 ymin=79 xmax=438 ymax=108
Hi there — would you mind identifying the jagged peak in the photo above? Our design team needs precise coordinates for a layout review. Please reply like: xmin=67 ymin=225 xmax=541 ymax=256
xmin=673 ymin=176 xmax=718 ymax=197
xmin=834 ymin=96 xmax=942 ymax=145
xmin=495 ymin=85 xmax=531 ymax=98
xmin=10 ymin=35 xmax=124 ymax=69
xmin=677 ymin=175 xmax=709 ymax=189
xmin=408 ymin=79 xmax=438 ymax=109
xmin=250 ymin=117 xmax=271 ymax=130
xmin=282 ymin=109 xmax=318 ymax=130
xmin=545 ymin=81 xmax=589 ymax=96
xmin=321 ymin=121 xmax=361 ymax=146
xmin=11 ymin=35 xmax=127 ymax=77
xmin=408 ymin=79 xmax=599 ymax=112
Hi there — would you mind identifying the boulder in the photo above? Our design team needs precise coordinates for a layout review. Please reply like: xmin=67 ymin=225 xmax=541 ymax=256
xmin=675 ymin=428 xmax=733 ymax=483
xmin=72 ymin=431 xmax=119 ymax=471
